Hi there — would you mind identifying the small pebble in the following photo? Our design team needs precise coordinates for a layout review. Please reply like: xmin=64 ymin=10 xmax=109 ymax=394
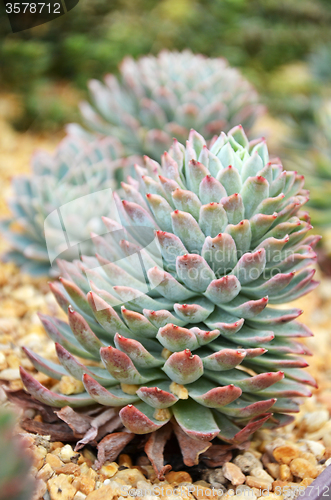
xmin=265 ymin=463 xmax=280 ymax=479
xmin=73 ymin=492 xmax=87 ymax=500
xmin=47 ymin=473 xmax=77 ymax=500
xmin=58 ymin=445 xmax=78 ymax=464
xmin=273 ymin=445 xmax=299 ymax=465
xmin=289 ymin=458 xmax=318 ymax=479
xmin=279 ymin=464 xmax=292 ymax=482
xmin=233 ymin=452 xmax=263 ymax=474
xmin=99 ymin=463 xmax=118 ymax=479
xmin=165 ymin=471 xmax=192 ymax=484
xmin=113 ymin=468 xmax=146 ymax=486
xmin=202 ymin=468 xmax=227 ymax=486
xmin=0 ymin=367 xmax=20 ymax=380
xmin=302 ymin=411 xmax=329 ymax=433
xmin=300 ymin=440 xmax=326 ymax=459
xmin=245 ymin=476 xmax=273 ymax=490
xmin=36 ymin=463 xmax=54 ymax=482
xmin=250 ymin=467 xmax=273 ymax=483
xmin=223 ymin=462 xmax=246 ymax=486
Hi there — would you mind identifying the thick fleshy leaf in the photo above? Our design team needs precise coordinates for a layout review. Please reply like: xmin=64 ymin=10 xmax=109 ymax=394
xmin=225 ymin=219 xmax=252 ymax=256
xmin=20 ymin=368 xmax=94 ymax=407
xmin=171 ymin=210 xmax=205 ymax=253
xmin=172 ymin=399 xmax=220 ymax=441
xmin=100 ymin=346 xmax=162 ymax=384
xmin=214 ymin=412 xmax=271 ymax=444
xmin=176 ymin=254 xmax=215 ymax=292
xmin=83 ymin=374 xmax=139 ymax=406
xmin=202 ymin=233 xmax=237 ymax=275
xmin=206 ymin=369 xmax=284 ymax=392
xmin=204 ymin=276 xmax=241 ymax=304
xmin=199 ymin=203 xmax=228 ymax=237
xmin=163 ymin=350 xmax=204 ymax=384
xmin=199 ymin=175 xmax=227 ymax=204
xmin=221 ymin=193 xmax=245 ymax=224
xmin=217 ymin=165 xmax=242 ymax=196
xmin=157 ymin=324 xmax=199 ymax=352
xmin=188 ymin=379 xmax=242 ymax=408
xmin=121 ymin=307 xmax=158 ymax=337
xmin=137 ymin=385 xmax=178 ymax=409
xmin=87 ymin=292 xmax=131 ymax=337
xmin=155 ymin=230 xmax=187 ymax=264
xmin=114 ymin=333 xmax=163 ymax=368
xmin=147 ymin=266 xmax=196 ymax=300
xmin=172 ymin=188 xmax=202 ymax=220
xmin=231 ymin=248 xmax=266 ymax=285
xmin=241 ymin=176 xmax=269 ymax=219
xmin=55 ymin=343 xmax=115 ymax=384
xmin=22 ymin=347 xmax=68 ymax=380
xmin=202 ymin=349 xmax=246 ymax=371
xmin=174 ymin=297 xmax=215 ymax=323
xmin=68 ymin=306 xmax=105 ymax=357
xmin=119 ymin=402 xmax=171 ymax=434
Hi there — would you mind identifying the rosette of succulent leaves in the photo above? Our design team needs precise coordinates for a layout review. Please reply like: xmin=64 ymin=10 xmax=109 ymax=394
xmin=21 ymin=126 xmax=318 ymax=477
xmin=0 ymin=134 xmax=133 ymax=276
xmin=74 ymin=50 xmax=264 ymax=158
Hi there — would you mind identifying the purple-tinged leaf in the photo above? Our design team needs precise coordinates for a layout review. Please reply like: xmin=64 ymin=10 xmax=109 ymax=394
xmin=114 ymin=333 xmax=163 ymax=368
xmin=119 ymin=402 xmax=171 ymax=434
xmin=82 ymin=374 xmax=139 ymax=406
xmin=137 ymin=386 xmax=178 ymax=409
xmin=20 ymin=367 xmax=94 ymax=407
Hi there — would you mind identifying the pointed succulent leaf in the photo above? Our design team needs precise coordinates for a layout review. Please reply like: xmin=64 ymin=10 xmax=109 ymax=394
xmin=199 ymin=203 xmax=228 ymax=237
xmin=176 ymin=253 xmax=215 ymax=292
xmin=137 ymin=384 xmax=178 ymax=409
xmin=157 ymin=324 xmax=199 ymax=352
xmin=163 ymin=350 xmax=203 ymax=384
xmin=20 ymin=368 xmax=94 ymax=408
xmin=100 ymin=346 xmax=161 ymax=384
xmin=171 ymin=210 xmax=205 ymax=253
xmin=202 ymin=233 xmax=237 ymax=275
xmin=119 ymin=402 xmax=171 ymax=434
xmin=172 ymin=399 xmax=220 ymax=441
xmin=204 ymin=276 xmax=241 ymax=304
xmin=83 ymin=374 xmax=139 ymax=406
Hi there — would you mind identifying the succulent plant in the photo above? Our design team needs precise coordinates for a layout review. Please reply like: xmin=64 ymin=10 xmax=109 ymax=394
xmin=0 ymin=409 xmax=34 ymax=500
xmin=0 ymin=133 xmax=128 ymax=276
xmin=75 ymin=50 xmax=264 ymax=158
xmin=21 ymin=126 xmax=318 ymax=471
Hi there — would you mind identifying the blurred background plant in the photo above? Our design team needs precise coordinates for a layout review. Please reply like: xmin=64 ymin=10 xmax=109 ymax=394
xmin=1 ymin=0 xmax=331 ymax=132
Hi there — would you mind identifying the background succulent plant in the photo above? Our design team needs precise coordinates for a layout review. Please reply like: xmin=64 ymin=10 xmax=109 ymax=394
xmin=74 ymin=50 xmax=264 ymax=158
xmin=0 ymin=134 xmax=129 ymax=276
xmin=0 ymin=409 xmax=34 ymax=500
xmin=21 ymin=126 xmax=318 ymax=472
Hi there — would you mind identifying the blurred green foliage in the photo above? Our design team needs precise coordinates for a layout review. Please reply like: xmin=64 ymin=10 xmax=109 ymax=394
xmin=1 ymin=0 xmax=331 ymax=130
